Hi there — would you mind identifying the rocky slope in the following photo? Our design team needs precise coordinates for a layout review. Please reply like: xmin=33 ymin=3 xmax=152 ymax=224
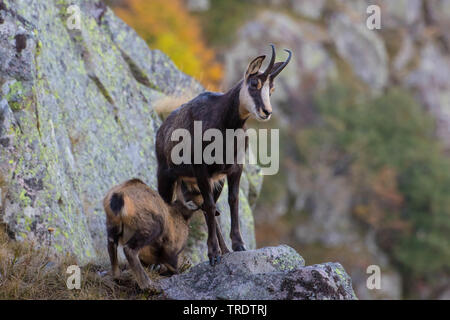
xmin=0 ymin=0 xmax=260 ymax=266
xmin=160 ymin=245 xmax=356 ymax=300
xmin=0 ymin=0 xmax=360 ymax=300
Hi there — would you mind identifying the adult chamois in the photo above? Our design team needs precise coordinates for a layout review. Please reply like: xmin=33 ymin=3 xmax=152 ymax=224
xmin=156 ymin=45 xmax=292 ymax=265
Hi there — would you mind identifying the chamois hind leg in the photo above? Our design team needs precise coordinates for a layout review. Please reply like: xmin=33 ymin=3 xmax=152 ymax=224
xmin=199 ymin=212 xmax=230 ymax=255
xmin=212 ymin=179 xmax=230 ymax=254
xmin=216 ymin=217 xmax=230 ymax=254
xmin=124 ymin=229 xmax=162 ymax=291
xmin=213 ymin=179 xmax=224 ymax=216
xmin=157 ymin=166 xmax=176 ymax=204
xmin=106 ymin=224 xmax=120 ymax=278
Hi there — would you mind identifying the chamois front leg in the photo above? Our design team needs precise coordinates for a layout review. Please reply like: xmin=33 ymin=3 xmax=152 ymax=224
xmin=195 ymin=168 xmax=221 ymax=266
xmin=213 ymin=179 xmax=230 ymax=254
xmin=228 ymin=166 xmax=246 ymax=251
xmin=124 ymin=230 xmax=162 ymax=291
xmin=123 ymin=246 xmax=154 ymax=290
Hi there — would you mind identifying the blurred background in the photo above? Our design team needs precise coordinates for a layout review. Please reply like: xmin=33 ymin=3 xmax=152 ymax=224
xmin=105 ymin=0 xmax=450 ymax=299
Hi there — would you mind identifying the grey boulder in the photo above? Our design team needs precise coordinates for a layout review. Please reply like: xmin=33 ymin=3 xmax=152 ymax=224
xmin=160 ymin=245 xmax=357 ymax=300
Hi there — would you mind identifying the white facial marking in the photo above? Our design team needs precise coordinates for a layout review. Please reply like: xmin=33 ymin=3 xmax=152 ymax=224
xmin=261 ymin=80 xmax=272 ymax=114
xmin=239 ymin=79 xmax=273 ymax=121
xmin=239 ymin=81 xmax=257 ymax=118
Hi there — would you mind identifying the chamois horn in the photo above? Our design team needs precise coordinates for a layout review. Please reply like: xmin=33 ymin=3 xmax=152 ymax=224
xmin=262 ymin=44 xmax=276 ymax=76
xmin=270 ymin=49 xmax=292 ymax=79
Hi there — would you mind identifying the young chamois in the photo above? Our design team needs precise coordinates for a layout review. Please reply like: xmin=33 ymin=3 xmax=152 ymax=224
xmin=103 ymin=178 xmax=200 ymax=289
xmin=156 ymin=45 xmax=292 ymax=265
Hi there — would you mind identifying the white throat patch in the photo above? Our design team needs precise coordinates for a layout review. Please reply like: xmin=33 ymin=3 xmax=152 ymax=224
xmin=239 ymin=81 xmax=256 ymax=118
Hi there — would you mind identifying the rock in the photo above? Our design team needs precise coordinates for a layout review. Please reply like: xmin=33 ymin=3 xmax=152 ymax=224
xmin=0 ymin=0 xmax=261 ymax=265
xmin=257 ymin=0 xmax=325 ymax=19
xmin=438 ymin=284 xmax=450 ymax=300
xmin=406 ymin=43 xmax=450 ymax=148
xmin=100 ymin=7 xmax=203 ymax=97
xmin=0 ymin=4 xmax=36 ymax=81
xmin=286 ymin=165 xmax=404 ymax=300
xmin=336 ymin=0 xmax=423 ymax=27
xmin=160 ymin=245 xmax=357 ymax=300
xmin=291 ymin=0 xmax=326 ymax=19
xmin=377 ymin=0 xmax=423 ymax=27
xmin=329 ymin=13 xmax=388 ymax=91
xmin=293 ymin=165 xmax=357 ymax=246
xmin=185 ymin=0 xmax=210 ymax=12
xmin=334 ymin=0 xmax=423 ymax=28
xmin=425 ymin=0 xmax=450 ymax=48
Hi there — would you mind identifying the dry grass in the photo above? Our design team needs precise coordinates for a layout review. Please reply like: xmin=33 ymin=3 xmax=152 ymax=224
xmin=0 ymin=227 xmax=162 ymax=300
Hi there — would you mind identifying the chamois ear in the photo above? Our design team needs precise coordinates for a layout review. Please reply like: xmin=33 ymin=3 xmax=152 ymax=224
xmin=245 ymin=55 xmax=266 ymax=79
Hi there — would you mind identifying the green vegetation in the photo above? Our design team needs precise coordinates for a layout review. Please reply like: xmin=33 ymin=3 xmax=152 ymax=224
xmin=5 ymin=80 xmax=24 ymax=111
xmin=194 ymin=0 xmax=256 ymax=47
xmin=297 ymin=84 xmax=450 ymax=282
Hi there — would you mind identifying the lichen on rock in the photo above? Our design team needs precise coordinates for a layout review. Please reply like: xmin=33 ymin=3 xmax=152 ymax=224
xmin=0 ymin=0 xmax=261 ymax=266
xmin=160 ymin=245 xmax=356 ymax=300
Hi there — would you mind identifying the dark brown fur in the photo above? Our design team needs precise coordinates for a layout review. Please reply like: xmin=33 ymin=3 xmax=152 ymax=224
xmin=156 ymin=45 xmax=291 ymax=265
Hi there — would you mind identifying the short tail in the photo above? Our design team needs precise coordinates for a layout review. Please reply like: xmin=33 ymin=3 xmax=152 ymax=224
xmin=110 ymin=192 xmax=124 ymax=215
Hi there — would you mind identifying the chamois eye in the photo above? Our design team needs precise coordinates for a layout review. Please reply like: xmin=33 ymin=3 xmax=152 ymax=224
xmin=250 ymin=79 xmax=258 ymax=88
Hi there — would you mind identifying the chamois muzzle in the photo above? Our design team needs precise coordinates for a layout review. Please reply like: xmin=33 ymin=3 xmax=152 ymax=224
xmin=270 ymin=49 xmax=292 ymax=79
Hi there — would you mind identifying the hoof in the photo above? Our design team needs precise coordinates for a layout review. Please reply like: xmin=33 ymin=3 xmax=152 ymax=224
xmin=233 ymin=244 xmax=246 ymax=252
xmin=149 ymin=264 xmax=161 ymax=272
xmin=209 ymin=255 xmax=221 ymax=266
xmin=138 ymin=280 xmax=162 ymax=294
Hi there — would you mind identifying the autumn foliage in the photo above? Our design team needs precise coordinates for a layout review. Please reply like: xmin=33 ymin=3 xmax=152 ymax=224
xmin=113 ymin=0 xmax=223 ymax=90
